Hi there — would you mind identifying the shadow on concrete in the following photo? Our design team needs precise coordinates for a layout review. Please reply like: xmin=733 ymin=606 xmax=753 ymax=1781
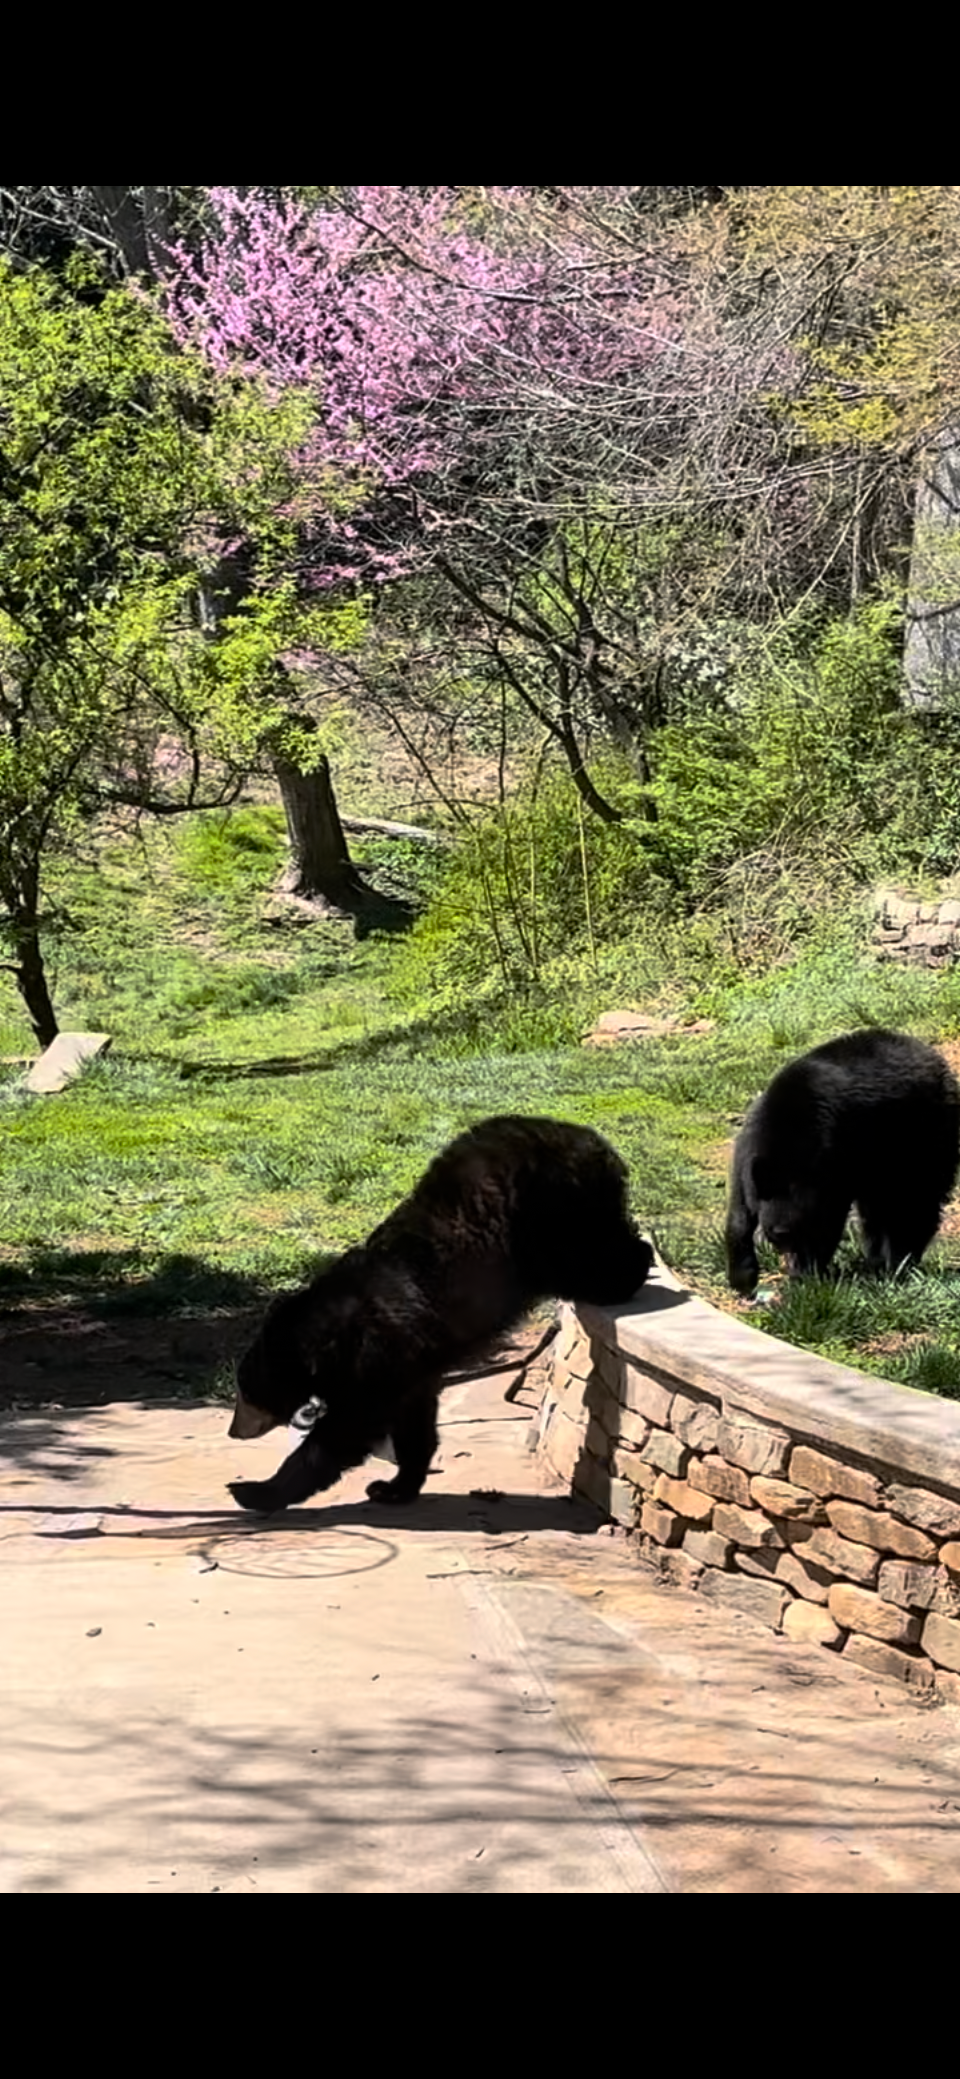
xmin=0 ymin=1420 xmax=122 ymax=1486
xmin=2 ymin=1695 xmax=640 ymax=1894
xmin=0 ymin=1488 xmax=601 ymax=1542
xmin=7 ymin=1653 xmax=960 ymax=1892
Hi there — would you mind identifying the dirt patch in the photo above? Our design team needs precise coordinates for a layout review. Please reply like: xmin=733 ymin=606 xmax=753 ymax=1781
xmin=860 ymin=1331 xmax=928 ymax=1359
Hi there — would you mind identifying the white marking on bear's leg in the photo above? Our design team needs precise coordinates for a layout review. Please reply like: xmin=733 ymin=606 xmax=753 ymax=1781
xmin=289 ymin=1396 xmax=328 ymax=1436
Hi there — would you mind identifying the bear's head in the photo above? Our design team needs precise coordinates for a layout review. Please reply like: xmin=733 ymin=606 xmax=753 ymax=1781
xmin=752 ymin=1157 xmax=820 ymax=1273
xmin=229 ymin=1282 xmax=360 ymax=1440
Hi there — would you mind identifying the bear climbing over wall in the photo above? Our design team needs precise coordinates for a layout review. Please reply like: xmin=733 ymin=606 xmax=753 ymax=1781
xmin=228 ymin=1114 xmax=652 ymax=1512
xmin=726 ymin=1028 xmax=960 ymax=1294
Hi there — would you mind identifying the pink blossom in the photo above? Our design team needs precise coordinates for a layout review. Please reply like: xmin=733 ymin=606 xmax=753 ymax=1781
xmin=162 ymin=187 xmax=692 ymax=590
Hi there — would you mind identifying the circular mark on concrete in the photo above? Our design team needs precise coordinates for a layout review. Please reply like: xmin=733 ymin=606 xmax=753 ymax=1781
xmin=200 ymin=1528 xmax=397 ymax=1580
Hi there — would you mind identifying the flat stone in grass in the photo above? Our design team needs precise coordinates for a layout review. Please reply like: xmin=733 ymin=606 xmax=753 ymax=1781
xmin=25 ymin=1032 xmax=111 ymax=1094
xmin=581 ymin=1010 xmax=717 ymax=1047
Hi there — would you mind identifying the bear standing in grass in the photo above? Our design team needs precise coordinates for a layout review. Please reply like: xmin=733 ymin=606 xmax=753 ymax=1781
xmin=726 ymin=1028 xmax=960 ymax=1295
xmin=228 ymin=1115 xmax=652 ymax=1513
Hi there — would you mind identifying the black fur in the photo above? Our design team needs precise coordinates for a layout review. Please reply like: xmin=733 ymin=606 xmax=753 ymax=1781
xmin=726 ymin=1029 xmax=960 ymax=1294
xmin=229 ymin=1115 xmax=651 ymax=1512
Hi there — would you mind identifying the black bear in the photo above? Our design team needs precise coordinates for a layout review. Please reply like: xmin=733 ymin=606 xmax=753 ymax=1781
xmin=228 ymin=1114 xmax=651 ymax=1513
xmin=726 ymin=1028 xmax=960 ymax=1294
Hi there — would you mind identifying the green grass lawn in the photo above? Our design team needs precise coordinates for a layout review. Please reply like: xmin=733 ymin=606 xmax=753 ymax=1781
xmin=4 ymin=803 xmax=960 ymax=1406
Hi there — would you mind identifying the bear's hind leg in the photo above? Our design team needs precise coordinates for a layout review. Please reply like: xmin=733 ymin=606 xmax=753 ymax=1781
xmin=367 ymin=1387 xmax=439 ymax=1505
xmin=857 ymin=1192 xmax=944 ymax=1276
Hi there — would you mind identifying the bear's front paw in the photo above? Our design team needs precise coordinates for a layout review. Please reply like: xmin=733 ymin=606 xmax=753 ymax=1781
xmin=228 ymin=1479 xmax=286 ymax=1515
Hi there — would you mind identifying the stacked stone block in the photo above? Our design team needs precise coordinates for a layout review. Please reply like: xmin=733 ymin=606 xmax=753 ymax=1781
xmin=872 ymin=890 xmax=960 ymax=967
xmin=541 ymin=1308 xmax=960 ymax=1704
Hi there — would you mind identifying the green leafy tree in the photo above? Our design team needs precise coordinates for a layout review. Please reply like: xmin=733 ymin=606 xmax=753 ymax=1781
xmin=0 ymin=255 xmax=308 ymax=1045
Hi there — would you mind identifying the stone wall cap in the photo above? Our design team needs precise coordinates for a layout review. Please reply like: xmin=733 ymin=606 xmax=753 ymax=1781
xmin=575 ymin=1260 xmax=960 ymax=1495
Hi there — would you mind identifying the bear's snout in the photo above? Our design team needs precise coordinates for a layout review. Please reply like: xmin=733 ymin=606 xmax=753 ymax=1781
xmin=229 ymin=1390 xmax=280 ymax=1440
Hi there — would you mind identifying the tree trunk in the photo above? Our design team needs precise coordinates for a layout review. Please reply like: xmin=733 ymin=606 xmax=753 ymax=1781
xmin=555 ymin=662 xmax=624 ymax=826
xmin=2 ymin=862 xmax=59 ymax=1049
xmin=194 ymin=590 xmax=363 ymax=910
xmin=88 ymin=186 xmax=175 ymax=279
xmin=904 ymin=429 xmax=960 ymax=708
xmin=272 ymin=745 xmax=365 ymax=908
xmin=556 ymin=720 xmax=624 ymax=823
xmin=13 ymin=923 xmax=58 ymax=1050
xmin=88 ymin=187 xmax=152 ymax=276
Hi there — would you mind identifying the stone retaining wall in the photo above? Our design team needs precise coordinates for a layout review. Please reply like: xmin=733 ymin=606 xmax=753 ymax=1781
xmin=537 ymin=1266 xmax=960 ymax=1701
xmin=872 ymin=889 xmax=960 ymax=965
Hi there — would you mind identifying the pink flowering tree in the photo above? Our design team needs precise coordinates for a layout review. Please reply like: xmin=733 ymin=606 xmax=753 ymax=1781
xmin=167 ymin=184 xmax=696 ymax=569
xmin=163 ymin=187 xmax=823 ymax=872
